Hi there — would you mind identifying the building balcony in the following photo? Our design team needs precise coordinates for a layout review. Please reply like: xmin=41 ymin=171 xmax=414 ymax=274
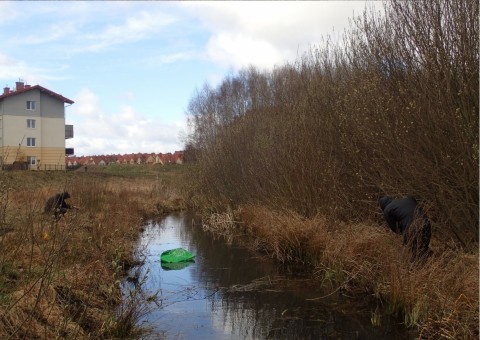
xmin=65 ymin=148 xmax=74 ymax=155
xmin=65 ymin=125 xmax=74 ymax=139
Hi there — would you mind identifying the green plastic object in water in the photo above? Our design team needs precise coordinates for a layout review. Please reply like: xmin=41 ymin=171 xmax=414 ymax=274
xmin=160 ymin=248 xmax=195 ymax=263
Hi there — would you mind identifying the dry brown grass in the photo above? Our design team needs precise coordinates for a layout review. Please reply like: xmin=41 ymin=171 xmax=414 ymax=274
xmin=231 ymin=204 xmax=479 ymax=338
xmin=201 ymin=210 xmax=238 ymax=244
xmin=0 ymin=166 xmax=186 ymax=338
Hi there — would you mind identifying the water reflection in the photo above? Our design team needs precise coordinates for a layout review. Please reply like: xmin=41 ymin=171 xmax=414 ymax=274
xmin=161 ymin=261 xmax=194 ymax=271
xmin=122 ymin=212 xmax=411 ymax=339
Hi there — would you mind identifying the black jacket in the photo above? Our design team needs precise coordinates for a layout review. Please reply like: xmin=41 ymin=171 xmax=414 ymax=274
xmin=379 ymin=195 xmax=432 ymax=259
xmin=379 ymin=196 xmax=418 ymax=234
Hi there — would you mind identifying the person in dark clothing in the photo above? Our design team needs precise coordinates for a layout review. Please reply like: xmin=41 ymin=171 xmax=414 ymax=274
xmin=43 ymin=191 xmax=73 ymax=218
xmin=379 ymin=195 xmax=433 ymax=261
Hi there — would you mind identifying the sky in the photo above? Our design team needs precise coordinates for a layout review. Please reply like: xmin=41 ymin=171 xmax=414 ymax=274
xmin=0 ymin=1 xmax=380 ymax=157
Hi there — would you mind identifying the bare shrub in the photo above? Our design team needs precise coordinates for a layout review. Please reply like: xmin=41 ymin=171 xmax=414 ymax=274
xmin=185 ymin=0 xmax=478 ymax=248
xmin=184 ymin=2 xmax=478 ymax=335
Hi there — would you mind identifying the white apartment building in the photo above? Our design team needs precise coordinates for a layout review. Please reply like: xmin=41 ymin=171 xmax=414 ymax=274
xmin=0 ymin=81 xmax=74 ymax=170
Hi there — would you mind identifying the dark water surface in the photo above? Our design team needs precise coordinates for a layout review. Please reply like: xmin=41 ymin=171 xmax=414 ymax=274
xmin=122 ymin=212 xmax=412 ymax=340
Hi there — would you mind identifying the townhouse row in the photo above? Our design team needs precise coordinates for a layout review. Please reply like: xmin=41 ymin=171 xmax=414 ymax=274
xmin=67 ymin=151 xmax=184 ymax=167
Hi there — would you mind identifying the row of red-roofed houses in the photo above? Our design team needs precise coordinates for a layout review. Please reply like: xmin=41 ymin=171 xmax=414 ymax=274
xmin=66 ymin=151 xmax=183 ymax=167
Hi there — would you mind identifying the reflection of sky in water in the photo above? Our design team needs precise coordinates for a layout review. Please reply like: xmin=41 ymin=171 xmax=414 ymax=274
xmin=126 ymin=214 xmax=240 ymax=339
xmin=122 ymin=212 xmax=412 ymax=340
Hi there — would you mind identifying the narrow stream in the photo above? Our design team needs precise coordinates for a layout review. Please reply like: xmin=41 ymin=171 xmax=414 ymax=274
xmin=121 ymin=212 xmax=412 ymax=339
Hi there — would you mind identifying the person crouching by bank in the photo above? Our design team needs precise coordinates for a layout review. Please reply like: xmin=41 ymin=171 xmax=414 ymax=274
xmin=379 ymin=195 xmax=433 ymax=262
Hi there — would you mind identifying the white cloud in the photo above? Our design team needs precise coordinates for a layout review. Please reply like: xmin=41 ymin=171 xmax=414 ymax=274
xmin=143 ymin=51 xmax=194 ymax=67
xmin=180 ymin=1 xmax=376 ymax=70
xmin=79 ymin=10 xmax=176 ymax=52
xmin=158 ymin=52 xmax=191 ymax=64
xmin=0 ymin=2 xmax=19 ymax=24
xmin=73 ymin=88 xmax=100 ymax=117
xmin=0 ymin=52 xmax=61 ymax=85
xmin=206 ymin=33 xmax=285 ymax=69
xmin=67 ymin=88 xmax=186 ymax=156
xmin=21 ymin=22 xmax=78 ymax=45
xmin=205 ymin=72 xmax=225 ymax=88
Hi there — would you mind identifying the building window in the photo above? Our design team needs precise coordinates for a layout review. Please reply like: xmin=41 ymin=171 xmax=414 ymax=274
xmin=27 ymin=101 xmax=36 ymax=110
xmin=27 ymin=119 xmax=36 ymax=128
xmin=27 ymin=137 xmax=36 ymax=147
xmin=27 ymin=156 xmax=36 ymax=165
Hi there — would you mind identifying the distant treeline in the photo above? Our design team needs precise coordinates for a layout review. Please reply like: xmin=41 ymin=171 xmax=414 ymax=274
xmin=184 ymin=0 xmax=478 ymax=248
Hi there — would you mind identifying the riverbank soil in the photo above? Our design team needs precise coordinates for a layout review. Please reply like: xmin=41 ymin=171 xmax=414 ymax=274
xmin=0 ymin=165 xmax=187 ymax=338
xmin=200 ymin=205 xmax=479 ymax=339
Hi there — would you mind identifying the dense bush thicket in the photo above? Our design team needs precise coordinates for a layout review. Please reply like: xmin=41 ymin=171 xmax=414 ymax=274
xmin=185 ymin=0 xmax=478 ymax=248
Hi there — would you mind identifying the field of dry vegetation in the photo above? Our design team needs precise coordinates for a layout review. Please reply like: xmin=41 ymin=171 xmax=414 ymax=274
xmin=0 ymin=165 xmax=187 ymax=338
xmin=1 ymin=1 xmax=477 ymax=338
xmin=185 ymin=1 xmax=478 ymax=338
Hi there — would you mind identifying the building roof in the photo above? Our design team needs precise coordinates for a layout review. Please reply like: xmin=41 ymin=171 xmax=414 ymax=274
xmin=0 ymin=84 xmax=74 ymax=104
